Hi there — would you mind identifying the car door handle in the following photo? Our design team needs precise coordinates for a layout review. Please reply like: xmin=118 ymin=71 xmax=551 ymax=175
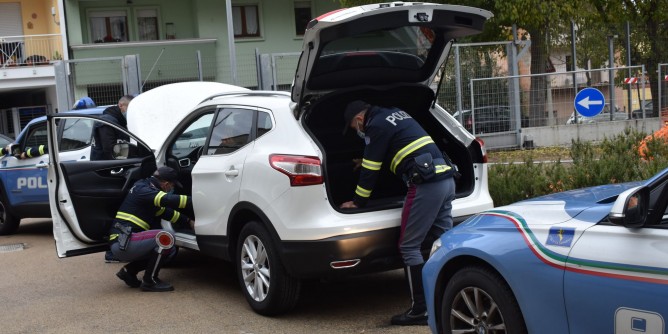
xmin=224 ymin=169 xmax=239 ymax=177
xmin=110 ymin=168 xmax=124 ymax=175
xmin=35 ymin=162 xmax=48 ymax=168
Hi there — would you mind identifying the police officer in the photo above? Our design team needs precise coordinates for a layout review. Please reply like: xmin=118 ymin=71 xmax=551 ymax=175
xmin=340 ymin=100 xmax=456 ymax=326
xmin=91 ymin=95 xmax=133 ymax=161
xmin=0 ymin=144 xmax=46 ymax=159
xmin=109 ymin=166 xmax=194 ymax=292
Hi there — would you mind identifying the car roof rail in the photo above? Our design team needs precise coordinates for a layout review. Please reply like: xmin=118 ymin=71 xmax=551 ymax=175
xmin=200 ymin=91 xmax=291 ymax=104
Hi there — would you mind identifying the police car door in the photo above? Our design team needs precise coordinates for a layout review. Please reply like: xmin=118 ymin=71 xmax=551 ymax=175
xmin=563 ymin=186 xmax=668 ymax=333
xmin=47 ymin=114 xmax=156 ymax=257
xmin=188 ymin=107 xmax=256 ymax=236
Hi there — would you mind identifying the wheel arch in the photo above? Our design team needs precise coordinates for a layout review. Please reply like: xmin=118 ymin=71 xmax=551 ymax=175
xmin=433 ymin=255 xmax=519 ymax=333
xmin=227 ymin=201 xmax=282 ymax=262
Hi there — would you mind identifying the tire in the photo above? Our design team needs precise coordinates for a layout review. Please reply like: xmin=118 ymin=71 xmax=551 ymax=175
xmin=440 ymin=266 xmax=527 ymax=334
xmin=236 ymin=221 xmax=301 ymax=315
xmin=0 ymin=196 xmax=20 ymax=235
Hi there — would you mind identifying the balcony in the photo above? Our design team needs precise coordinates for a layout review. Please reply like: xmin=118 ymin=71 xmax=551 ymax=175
xmin=0 ymin=34 xmax=63 ymax=88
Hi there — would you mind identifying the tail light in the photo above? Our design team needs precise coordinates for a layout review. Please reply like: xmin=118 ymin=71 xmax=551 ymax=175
xmin=269 ymin=154 xmax=323 ymax=186
xmin=475 ymin=137 xmax=488 ymax=163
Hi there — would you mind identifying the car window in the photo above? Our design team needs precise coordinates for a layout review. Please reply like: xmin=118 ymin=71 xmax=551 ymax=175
xmin=257 ymin=111 xmax=272 ymax=138
xmin=171 ymin=113 xmax=215 ymax=159
xmin=59 ymin=118 xmax=94 ymax=152
xmin=24 ymin=123 xmax=47 ymax=149
xmin=207 ymin=108 xmax=253 ymax=155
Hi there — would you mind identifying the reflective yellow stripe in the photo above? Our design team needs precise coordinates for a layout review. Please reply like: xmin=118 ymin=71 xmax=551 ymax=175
xmin=170 ymin=211 xmax=181 ymax=223
xmin=26 ymin=148 xmax=33 ymax=157
xmin=361 ymin=159 xmax=382 ymax=171
xmin=154 ymin=191 xmax=166 ymax=207
xmin=38 ymin=145 xmax=45 ymax=155
xmin=355 ymin=185 xmax=372 ymax=198
xmin=109 ymin=233 xmax=119 ymax=241
xmin=155 ymin=207 xmax=165 ymax=216
xmin=390 ymin=136 xmax=434 ymax=174
xmin=116 ymin=212 xmax=150 ymax=230
xmin=435 ymin=164 xmax=451 ymax=174
xmin=179 ymin=195 xmax=187 ymax=209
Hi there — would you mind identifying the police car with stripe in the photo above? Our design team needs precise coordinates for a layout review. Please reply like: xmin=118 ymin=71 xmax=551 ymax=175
xmin=0 ymin=106 xmax=107 ymax=235
xmin=424 ymin=170 xmax=668 ymax=333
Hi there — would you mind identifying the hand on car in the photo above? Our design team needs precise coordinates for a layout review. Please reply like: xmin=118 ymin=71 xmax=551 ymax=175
xmin=340 ymin=201 xmax=357 ymax=209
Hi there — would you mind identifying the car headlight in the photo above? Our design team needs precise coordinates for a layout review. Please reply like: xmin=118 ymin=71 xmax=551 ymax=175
xmin=429 ymin=238 xmax=442 ymax=258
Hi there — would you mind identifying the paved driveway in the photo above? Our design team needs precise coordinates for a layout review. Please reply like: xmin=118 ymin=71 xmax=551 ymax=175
xmin=0 ymin=219 xmax=430 ymax=334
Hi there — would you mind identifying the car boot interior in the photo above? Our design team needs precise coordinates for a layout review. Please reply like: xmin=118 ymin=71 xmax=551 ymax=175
xmin=302 ymin=84 xmax=476 ymax=212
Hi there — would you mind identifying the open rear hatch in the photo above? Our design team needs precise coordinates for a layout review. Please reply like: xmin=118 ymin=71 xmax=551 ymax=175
xmin=295 ymin=2 xmax=492 ymax=211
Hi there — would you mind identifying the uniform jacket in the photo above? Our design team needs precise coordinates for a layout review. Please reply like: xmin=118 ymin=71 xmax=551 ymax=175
xmin=109 ymin=177 xmax=192 ymax=239
xmin=353 ymin=106 xmax=452 ymax=207
xmin=91 ymin=105 xmax=129 ymax=160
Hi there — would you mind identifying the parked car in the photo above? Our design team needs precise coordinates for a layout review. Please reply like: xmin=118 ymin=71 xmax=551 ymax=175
xmin=0 ymin=106 xmax=108 ymax=235
xmin=452 ymin=106 xmax=512 ymax=134
xmin=566 ymin=104 xmax=628 ymax=124
xmin=423 ymin=168 xmax=668 ymax=333
xmin=632 ymin=100 xmax=656 ymax=119
xmin=46 ymin=3 xmax=494 ymax=316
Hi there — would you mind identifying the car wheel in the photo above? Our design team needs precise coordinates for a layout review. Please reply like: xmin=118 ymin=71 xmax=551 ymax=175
xmin=236 ymin=221 xmax=301 ymax=315
xmin=0 ymin=196 xmax=20 ymax=235
xmin=440 ymin=266 xmax=527 ymax=334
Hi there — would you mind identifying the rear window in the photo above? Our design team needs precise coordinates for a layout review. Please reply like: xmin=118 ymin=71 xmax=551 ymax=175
xmin=316 ymin=26 xmax=434 ymax=74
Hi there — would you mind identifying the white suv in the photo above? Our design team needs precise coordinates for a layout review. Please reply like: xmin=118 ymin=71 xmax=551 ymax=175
xmin=47 ymin=2 xmax=493 ymax=315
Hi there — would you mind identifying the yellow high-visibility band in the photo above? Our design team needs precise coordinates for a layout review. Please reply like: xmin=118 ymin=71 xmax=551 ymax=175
xmin=355 ymin=185 xmax=372 ymax=198
xmin=116 ymin=212 xmax=150 ymax=230
xmin=361 ymin=159 xmax=382 ymax=171
xmin=390 ymin=136 xmax=434 ymax=174
xmin=154 ymin=191 xmax=166 ymax=207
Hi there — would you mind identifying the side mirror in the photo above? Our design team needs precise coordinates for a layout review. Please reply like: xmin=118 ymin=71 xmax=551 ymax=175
xmin=609 ymin=186 xmax=649 ymax=228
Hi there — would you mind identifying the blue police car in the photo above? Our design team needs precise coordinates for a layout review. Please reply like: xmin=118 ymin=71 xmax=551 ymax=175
xmin=0 ymin=107 xmax=108 ymax=235
xmin=424 ymin=168 xmax=668 ymax=333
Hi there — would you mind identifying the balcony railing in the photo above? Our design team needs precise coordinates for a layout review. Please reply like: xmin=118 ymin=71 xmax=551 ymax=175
xmin=0 ymin=34 xmax=64 ymax=68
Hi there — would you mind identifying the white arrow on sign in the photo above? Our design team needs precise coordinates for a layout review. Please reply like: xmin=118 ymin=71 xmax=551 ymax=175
xmin=577 ymin=96 xmax=604 ymax=109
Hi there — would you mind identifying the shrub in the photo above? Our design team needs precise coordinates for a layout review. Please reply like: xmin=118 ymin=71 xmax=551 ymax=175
xmin=488 ymin=128 xmax=668 ymax=206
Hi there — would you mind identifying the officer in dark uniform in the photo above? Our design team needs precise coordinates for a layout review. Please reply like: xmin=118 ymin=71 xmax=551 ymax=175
xmin=340 ymin=100 xmax=456 ymax=326
xmin=109 ymin=166 xmax=194 ymax=292
xmin=91 ymin=95 xmax=133 ymax=161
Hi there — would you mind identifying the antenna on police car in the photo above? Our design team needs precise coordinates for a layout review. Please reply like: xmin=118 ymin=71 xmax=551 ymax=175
xmin=141 ymin=48 xmax=165 ymax=91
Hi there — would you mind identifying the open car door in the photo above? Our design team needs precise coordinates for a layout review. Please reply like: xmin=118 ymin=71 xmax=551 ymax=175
xmin=47 ymin=113 xmax=156 ymax=257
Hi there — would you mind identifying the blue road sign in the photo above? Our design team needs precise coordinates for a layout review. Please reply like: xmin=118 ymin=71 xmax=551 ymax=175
xmin=574 ymin=88 xmax=605 ymax=117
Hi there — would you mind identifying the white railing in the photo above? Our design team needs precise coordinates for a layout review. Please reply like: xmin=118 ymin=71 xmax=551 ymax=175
xmin=0 ymin=34 xmax=63 ymax=68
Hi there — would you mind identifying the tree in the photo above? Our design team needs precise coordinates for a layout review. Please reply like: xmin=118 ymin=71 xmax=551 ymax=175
xmin=590 ymin=0 xmax=668 ymax=117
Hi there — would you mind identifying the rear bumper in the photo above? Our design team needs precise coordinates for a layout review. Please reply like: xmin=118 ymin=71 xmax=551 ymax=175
xmin=279 ymin=227 xmax=404 ymax=279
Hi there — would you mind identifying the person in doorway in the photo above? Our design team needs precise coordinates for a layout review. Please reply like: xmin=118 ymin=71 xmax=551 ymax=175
xmin=340 ymin=100 xmax=456 ymax=326
xmin=109 ymin=166 xmax=194 ymax=292
xmin=91 ymin=95 xmax=133 ymax=161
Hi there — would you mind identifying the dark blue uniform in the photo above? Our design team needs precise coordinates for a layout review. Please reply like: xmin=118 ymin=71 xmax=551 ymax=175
xmin=109 ymin=176 xmax=191 ymax=241
xmin=109 ymin=175 xmax=193 ymax=291
xmin=353 ymin=106 xmax=453 ymax=208
xmin=350 ymin=105 xmax=456 ymax=325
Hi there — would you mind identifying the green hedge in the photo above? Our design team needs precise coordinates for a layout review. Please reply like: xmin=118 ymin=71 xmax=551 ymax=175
xmin=488 ymin=128 xmax=668 ymax=206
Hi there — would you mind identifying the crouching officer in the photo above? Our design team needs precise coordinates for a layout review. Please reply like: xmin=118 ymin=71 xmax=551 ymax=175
xmin=109 ymin=166 xmax=195 ymax=292
xmin=340 ymin=101 xmax=456 ymax=326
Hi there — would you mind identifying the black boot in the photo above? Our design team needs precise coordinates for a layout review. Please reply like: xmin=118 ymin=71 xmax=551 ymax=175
xmin=391 ymin=264 xmax=427 ymax=326
xmin=140 ymin=251 xmax=174 ymax=292
xmin=116 ymin=260 xmax=145 ymax=288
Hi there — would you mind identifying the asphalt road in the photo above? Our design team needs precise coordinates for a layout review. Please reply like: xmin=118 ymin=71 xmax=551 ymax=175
xmin=0 ymin=219 xmax=431 ymax=334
